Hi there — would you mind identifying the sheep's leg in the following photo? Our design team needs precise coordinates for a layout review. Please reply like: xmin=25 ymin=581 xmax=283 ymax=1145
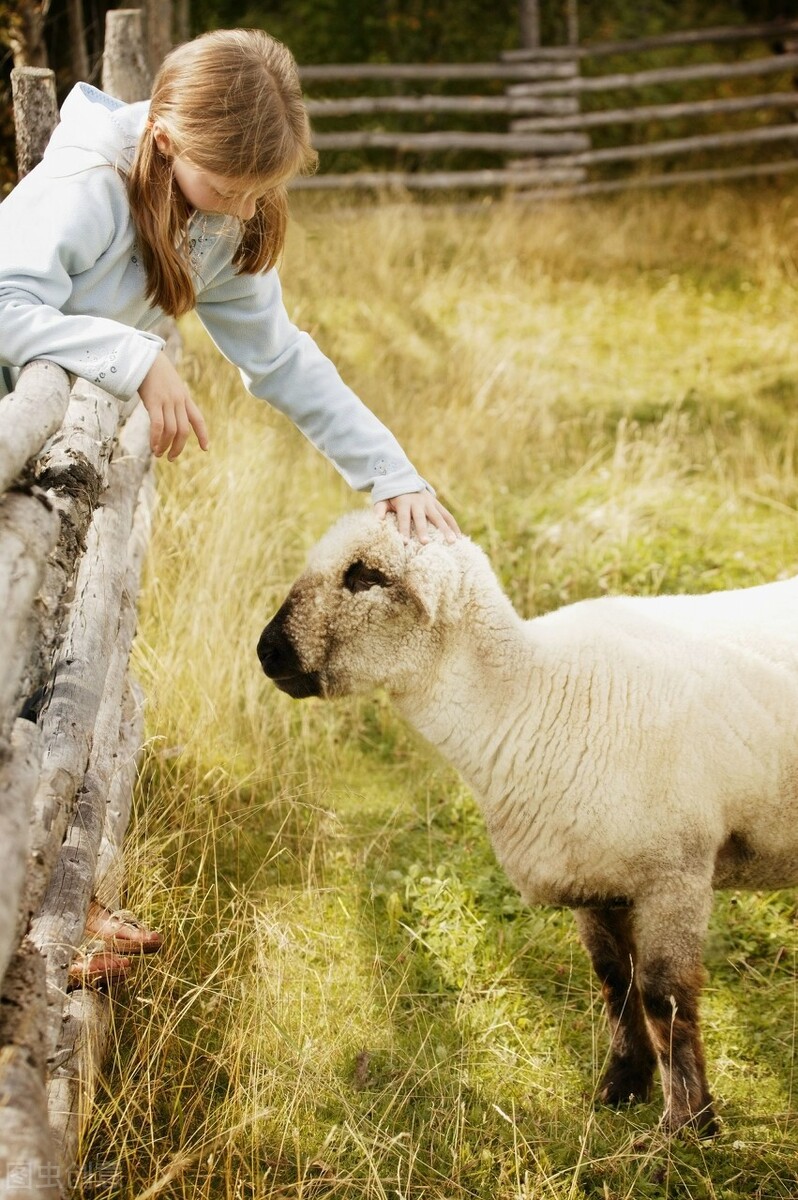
xmin=574 ymin=906 xmax=657 ymax=1106
xmin=634 ymin=882 xmax=717 ymax=1136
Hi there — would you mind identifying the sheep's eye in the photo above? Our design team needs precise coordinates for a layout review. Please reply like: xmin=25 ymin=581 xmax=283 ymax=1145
xmin=343 ymin=560 xmax=391 ymax=594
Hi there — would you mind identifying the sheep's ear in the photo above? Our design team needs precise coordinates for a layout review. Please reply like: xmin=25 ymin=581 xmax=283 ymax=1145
xmin=402 ymin=544 xmax=460 ymax=628
xmin=403 ymin=578 xmax=437 ymax=627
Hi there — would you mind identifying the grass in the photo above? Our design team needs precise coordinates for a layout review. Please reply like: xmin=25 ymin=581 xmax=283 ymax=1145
xmin=79 ymin=186 xmax=798 ymax=1199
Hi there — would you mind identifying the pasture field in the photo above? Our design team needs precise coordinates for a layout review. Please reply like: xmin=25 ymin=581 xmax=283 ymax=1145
xmin=82 ymin=189 xmax=798 ymax=1199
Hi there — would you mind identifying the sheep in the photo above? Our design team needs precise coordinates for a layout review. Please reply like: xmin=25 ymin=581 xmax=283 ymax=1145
xmin=257 ymin=510 xmax=798 ymax=1136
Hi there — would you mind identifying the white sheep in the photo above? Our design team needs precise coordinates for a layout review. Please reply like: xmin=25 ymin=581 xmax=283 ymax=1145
xmin=257 ymin=510 xmax=798 ymax=1135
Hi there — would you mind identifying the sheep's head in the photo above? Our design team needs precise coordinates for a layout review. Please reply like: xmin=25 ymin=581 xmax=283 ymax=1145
xmin=257 ymin=510 xmax=466 ymax=700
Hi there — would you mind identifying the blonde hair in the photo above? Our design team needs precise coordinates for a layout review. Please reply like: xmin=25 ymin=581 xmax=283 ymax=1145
xmin=127 ymin=29 xmax=317 ymax=318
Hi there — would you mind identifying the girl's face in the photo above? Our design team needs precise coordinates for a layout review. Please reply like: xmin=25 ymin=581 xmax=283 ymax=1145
xmin=171 ymin=157 xmax=265 ymax=220
xmin=152 ymin=125 xmax=268 ymax=219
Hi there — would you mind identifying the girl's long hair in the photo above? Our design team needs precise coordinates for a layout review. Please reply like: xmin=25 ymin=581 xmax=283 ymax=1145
xmin=126 ymin=29 xmax=317 ymax=318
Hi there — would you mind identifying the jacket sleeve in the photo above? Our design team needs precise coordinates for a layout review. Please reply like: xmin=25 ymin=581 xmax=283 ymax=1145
xmin=0 ymin=163 xmax=163 ymax=400
xmin=195 ymin=265 xmax=430 ymax=501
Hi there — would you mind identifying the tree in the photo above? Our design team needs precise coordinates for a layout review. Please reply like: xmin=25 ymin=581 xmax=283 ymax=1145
xmin=519 ymin=0 xmax=540 ymax=48
xmin=4 ymin=0 xmax=49 ymax=68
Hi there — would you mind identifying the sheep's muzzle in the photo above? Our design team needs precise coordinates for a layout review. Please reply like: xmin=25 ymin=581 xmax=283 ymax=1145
xmin=257 ymin=607 xmax=323 ymax=699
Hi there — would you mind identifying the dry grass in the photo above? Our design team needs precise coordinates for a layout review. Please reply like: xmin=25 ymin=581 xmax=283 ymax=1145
xmin=79 ymin=187 xmax=798 ymax=1199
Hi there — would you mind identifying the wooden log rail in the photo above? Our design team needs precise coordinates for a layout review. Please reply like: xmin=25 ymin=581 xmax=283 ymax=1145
xmin=500 ymin=18 xmax=798 ymax=61
xmin=0 ymin=365 xmax=156 ymax=1200
xmin=296 ymin=19 xmax=798 ymax=195
xmin=306 ymin=95 xmax=579 ymax=117
xmin=504 ymin=51 xmax=798 ymax=98
xmin=0 ymin=14 xmax=161 ymax=1196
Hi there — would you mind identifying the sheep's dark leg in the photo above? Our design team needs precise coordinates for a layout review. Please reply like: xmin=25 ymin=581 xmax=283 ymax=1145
xmin=634 ymin=881 xmax=717 ymax=1136
xmin=574 ymin=906 xmax=657 ymax=1106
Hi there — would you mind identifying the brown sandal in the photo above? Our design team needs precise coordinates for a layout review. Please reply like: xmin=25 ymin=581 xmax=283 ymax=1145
xmin=85 ymin=901 xmax=163 ymax=955
xmin=67 ymin=948 xmax=131 ymax=992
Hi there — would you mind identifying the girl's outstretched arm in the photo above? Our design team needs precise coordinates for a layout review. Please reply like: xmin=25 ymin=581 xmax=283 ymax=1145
xmin=195 ymin=268 xmax=432 ymax=501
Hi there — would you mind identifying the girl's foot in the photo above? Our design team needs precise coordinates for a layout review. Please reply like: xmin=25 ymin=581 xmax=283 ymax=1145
xmin=66 ymin=948 xmax=131 ymax=992
xmin=85 ymin=901 xmax=163 ymax=955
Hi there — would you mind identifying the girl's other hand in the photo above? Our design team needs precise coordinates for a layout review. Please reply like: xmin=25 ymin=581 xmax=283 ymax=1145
xmin=139 ymin=351 xmax=210 ymax=460
xmin=374 ymin=491 xmax=460 ymax=545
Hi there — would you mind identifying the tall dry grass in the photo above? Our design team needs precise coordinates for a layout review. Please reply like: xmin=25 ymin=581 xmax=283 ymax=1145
xmin=79 ymin=188 xmax=798 ymax=1200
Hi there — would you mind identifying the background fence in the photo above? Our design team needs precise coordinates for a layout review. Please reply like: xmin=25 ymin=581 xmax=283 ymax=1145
xmin=295 ymin=17 xmax=798 ymax=195
xmin=0 ymin=13 xmax=162 ymax=1197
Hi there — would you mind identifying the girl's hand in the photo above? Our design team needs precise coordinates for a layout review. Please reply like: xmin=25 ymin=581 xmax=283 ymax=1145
xmin=374 ymin=491 xmax=460 ymax=545
xmin=138 ymin=351 xmax=210 ymax=460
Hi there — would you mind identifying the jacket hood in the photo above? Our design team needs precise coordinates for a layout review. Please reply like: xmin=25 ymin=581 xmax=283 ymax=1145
xmin=44 ymin=83 xmax=149 ymax=173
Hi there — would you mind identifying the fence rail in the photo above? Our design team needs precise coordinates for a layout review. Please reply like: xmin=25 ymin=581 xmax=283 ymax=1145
xmin=0 ymin=12 xmax=162 ymax=1197
xmin=296 ymin=19 xmax=798 ymax=197
xmin=501 ymin=18 xmax=798 ymax=60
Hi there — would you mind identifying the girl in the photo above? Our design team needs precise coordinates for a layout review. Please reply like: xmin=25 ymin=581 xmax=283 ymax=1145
xmin=0 ymin=28 xmax=458 ymax=543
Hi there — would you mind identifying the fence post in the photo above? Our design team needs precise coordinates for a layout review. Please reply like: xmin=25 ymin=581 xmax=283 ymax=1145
xmin=1 ymin=15 xmax=164 ymax=1193
xmin=10 ymin=67 xmax=58 ymax=179
xmin=102 ymin=9 xmax=152 ymax=103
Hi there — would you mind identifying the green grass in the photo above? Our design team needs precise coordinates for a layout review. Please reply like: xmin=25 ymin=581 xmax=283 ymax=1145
xmin=80 ymin=186 xmax=798 ymax=1199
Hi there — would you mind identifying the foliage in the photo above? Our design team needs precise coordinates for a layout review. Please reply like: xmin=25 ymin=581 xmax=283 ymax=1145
xmin=185 ymin=0 xmax=798 ymax=181
xmin=3 ymin=2 xmax=797 ymax=189
xmin=192 ymin=1 xmax=798 ymax=64
xmin=75 ymin=184 xmax=798 ymax=1199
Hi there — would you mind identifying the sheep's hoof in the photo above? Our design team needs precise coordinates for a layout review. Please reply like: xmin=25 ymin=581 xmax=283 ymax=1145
xmin=598 ymin=1060 xmax=655 ymax=1107
xmin=662 ymin=1103 xmax=719 ymax=1140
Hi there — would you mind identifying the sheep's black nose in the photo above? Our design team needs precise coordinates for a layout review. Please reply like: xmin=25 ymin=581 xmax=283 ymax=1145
xmin=257 ymin=613 xmax=322 ymax=699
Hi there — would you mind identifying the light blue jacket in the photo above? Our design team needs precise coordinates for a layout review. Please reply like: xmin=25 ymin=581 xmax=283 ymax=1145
xmin=0 ymin=84 xmax=429 ymax=500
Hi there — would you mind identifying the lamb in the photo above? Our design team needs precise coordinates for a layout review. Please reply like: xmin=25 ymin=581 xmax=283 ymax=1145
xmin=257 ymin=510 xmax=798 ymax=1136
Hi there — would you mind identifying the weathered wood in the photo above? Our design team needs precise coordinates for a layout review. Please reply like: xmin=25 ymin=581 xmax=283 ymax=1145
xmin=506 ymin=51 xmax=798 ymax=97
xmin=565 ymin=0 xmax=579 ymax=47
xmin=46 ymin=991 xmax=112 ymax=1188
xmin=102 ymin=9 xmax=152 ymax=103
xmin=0 ymin=722 xmax=42 ymax=989
xmin=512 ymin=157 xmax=798 ymax=202
xmin=30 ymin=624 xmax=134 ymax=1061
xmin=0 ymin=361 xmax=71 ymax=495
xmin=0 ymin=492 xmax=60 ymax=746
xmin=519 ymin=0 xmax=540 ymax=51
xmin=36 ymin=378 xmax=122 ymax=496
xmin=502 ymin=18 xmax=798 ymax=61
xmin=94 ymin=676 xmax=146 ymax=910
xmin=29 ymin=467 xmax=154 ymax=1063
xmin=174 ymin=0 xmax=190 ymax=45
xmin=300 ymin=60 xmax=578 ymax=82
xmin=48 ymin=680 xmax=146 ymax=1171
xmin=312 ymin=129 xmax=590 ymax=153
xmin=21 ymin=379 xmax=128 ymax=708
xmin=0 ymin=942 xmax=60 ymax=1200
xmin=66 ymin=0 xmax=89 ymax=83
xmin=143 ymin=0 xmax=172 ymax=73
xmin=45 ymin=471 xmax=153 ymax=1168
xmin=93 ymin=469 xmax=154 ymax=906
xmin=24 ymin=405 xmax=152 ymax=930
xmin=10 ymin=67 xmax=58 ymax=179
xmin=307 ymin=94 xmax=579 ymax=117
xmin=292 ymin=164 xmax=591 ymax=190
xmin=506 ymin=160 xmax=588 ymax=183
xmin=563 ymin=120 xmax=798 ymax=167
xmin=511 ymin=90 xmax=798 ymax=132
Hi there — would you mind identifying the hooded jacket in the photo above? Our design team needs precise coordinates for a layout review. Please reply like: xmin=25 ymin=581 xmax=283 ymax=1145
xmin=0 ymin=83 xmax=428 ymax=500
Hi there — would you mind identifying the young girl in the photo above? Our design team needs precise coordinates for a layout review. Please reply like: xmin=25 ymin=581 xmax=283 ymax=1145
xmin=0 ymin=28 xmax=458 ymax=543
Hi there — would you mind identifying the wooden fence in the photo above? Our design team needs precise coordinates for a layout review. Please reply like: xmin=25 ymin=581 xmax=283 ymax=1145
xmin=295 ymin=17 xmax=798 ymax=195
xmin=0 ymin=12 xmax=162 ymax=1198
